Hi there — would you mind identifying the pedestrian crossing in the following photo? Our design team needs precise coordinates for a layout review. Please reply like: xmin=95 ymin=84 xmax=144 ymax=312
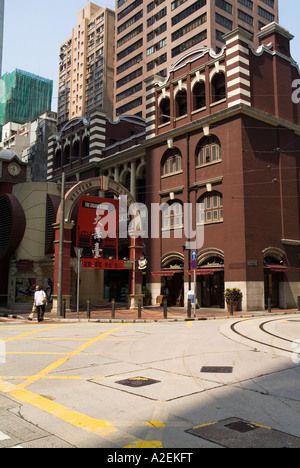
xmin=0 ymin=430 xmax=23 ymax=448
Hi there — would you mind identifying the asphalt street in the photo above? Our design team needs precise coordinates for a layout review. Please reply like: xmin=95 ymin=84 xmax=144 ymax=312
xmin=0 ymin=314 xmax=299 ymax=449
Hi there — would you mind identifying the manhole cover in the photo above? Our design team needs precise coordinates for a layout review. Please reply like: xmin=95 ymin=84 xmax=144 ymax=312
xmin=201 ymin=366 xmax=233 ymax=373
xmin=186 ymin=418 xmax=300 ymax=448
xmin=225 ymin=421 xmax=258 ymax=433
xmin=116 ymin=377 xmax=160 ymax=388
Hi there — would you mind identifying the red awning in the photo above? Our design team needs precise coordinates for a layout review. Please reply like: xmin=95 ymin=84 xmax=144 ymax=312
xmin=152 ymin=270 xmax=183 ymax=277
xmin=265 ymin=264 xmax=289 ymax=272
xmin=188 ymin=268 xmax=222 ymax=276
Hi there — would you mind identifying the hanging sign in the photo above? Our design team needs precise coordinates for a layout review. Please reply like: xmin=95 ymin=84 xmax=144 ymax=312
xmin=76 ymin=196 xmax=124 ymax=270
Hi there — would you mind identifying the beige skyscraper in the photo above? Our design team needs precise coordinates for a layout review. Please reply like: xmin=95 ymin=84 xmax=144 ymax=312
xmin=57 ymin=2 xmax=115 ymax=128
xmin=114 ymin=0 xmax=278 ymax=119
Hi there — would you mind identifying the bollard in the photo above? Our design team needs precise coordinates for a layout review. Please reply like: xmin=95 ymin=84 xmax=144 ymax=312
xmin=268 ymin=297 xmax=271 ymax=313
xmin=111 ymin=299 xmax=116 ymax=319
xmin=187 ymin=299 xmax=191 ymax=319
xmin=163 ymin=299 xmax=167 ymax=319
xmin=62 ymin=298 xmax=66 ymax=318
xmin=87 ymin=299 xmax=91 ymax=319
xmin=138 ymin=299 xmax=142 ymax=319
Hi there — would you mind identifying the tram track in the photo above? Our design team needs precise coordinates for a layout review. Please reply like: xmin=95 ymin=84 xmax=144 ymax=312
xmin=229 ymin=316 xmax=299 ymax=356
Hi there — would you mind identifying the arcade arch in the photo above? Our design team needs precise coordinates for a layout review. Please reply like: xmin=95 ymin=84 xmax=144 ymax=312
xmin=52 ymin=176 xmax=143 ymax=313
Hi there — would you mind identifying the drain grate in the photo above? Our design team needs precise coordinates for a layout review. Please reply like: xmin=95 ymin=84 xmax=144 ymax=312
xmin=201 ymin=366 xmax=233 ymax=373
xmin=116 ymin=377 xmax=160 ymax=388
xmin=225 ymin=420 xmax=258 ymax=433
xmin=186 ymin=418 xmax=300 ymax=448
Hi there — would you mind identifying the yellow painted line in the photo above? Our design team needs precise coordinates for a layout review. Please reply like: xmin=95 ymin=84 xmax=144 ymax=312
xmin=0 ymin=378 xmax=115 ymax=436
xmin=0 ymin=323 xmax=164 ymax=447
xmin=16 ymin=324 xmax=131 ymax=390
xmin=1 ymin=325 xmax=65 ymax=343
xmin=192 ymin=422 xmax=217 ymax=429
xmin=250 ymin=422 xmax=271 ymax=430
xmin=0 ymin=378 xmax=163 ymax=447
xmin=124 ymin=441 xmax=163 ymax=448
xmin=185 ymin=321 xmax=194 ymax=329
xmin=145 ymin=421 xmax=166 ymax=428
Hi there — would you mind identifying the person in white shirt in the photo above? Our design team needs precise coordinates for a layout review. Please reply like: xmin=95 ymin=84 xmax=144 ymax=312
xmin=34 ymin=285 xmax=47 ymax=322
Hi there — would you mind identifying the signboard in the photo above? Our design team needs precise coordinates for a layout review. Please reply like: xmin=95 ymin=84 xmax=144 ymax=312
xmin=76 ymin=196 xmax=124 ymax=270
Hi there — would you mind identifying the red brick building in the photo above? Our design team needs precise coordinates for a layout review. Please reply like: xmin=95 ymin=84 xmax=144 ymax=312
xmin=145 ymin=23 xmax=300 ymax=310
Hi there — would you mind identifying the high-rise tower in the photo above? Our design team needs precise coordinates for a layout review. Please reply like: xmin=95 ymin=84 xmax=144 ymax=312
xmin=114 ymin=0 xmax=278 ymax=119
xmin=57 ymin=2 xmax=115 ymax=128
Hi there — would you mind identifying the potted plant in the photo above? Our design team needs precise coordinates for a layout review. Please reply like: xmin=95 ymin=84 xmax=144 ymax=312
xmin=142 ymin=286 xmax=152 ymax=306
xmin=224 ymin=288 xmax=242 ymax=312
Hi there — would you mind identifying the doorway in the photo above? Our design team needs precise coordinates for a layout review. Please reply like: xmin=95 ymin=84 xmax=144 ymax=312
xmin=264 ymin=270 xmax=281 ymax=309
xmin=199 ymin=271 xmax=224 ymax=308
xmin=162 ymin=272 xmax=184 ymax=306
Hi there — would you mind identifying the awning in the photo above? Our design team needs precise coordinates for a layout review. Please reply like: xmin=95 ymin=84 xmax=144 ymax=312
xmin=265 ymin=264 xmax=289 ymax=272
xmin=188 ymin=268 xmax=223 ymax=276
xmin=152 ymin=270 xmax=183 ymax=277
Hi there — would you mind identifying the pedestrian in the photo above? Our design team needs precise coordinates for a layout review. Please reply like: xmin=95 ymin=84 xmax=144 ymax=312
xmin=28 ymin=292 xmax=37 ymax=321
xmin=33 ymin=285 xmax=47 ymax=322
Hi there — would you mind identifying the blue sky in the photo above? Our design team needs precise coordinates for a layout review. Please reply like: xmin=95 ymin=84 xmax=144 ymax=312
xmin=2 ymin=0 xmax=300 ymax=112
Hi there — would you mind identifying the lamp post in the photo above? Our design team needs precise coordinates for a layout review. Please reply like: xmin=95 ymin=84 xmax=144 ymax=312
xmin=74 ymin=247 xmax=83 ymax=319
xmin=57 ymin=171 xmax=65 ymax=317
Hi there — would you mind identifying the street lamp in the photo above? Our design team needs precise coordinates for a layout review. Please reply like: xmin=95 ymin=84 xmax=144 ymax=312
xmin=74 ymin=247 xmax=83 ymax=319
xmin=57 ymin=171 xmax=65 ymax=317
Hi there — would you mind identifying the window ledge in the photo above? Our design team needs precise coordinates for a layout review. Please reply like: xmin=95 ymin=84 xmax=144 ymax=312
xmin=196 ymin=160 xmax=222 ymax=169
xmin=161 ymin=170 xmax=183 ymax=179
xmin=210 ymin=98 xmax=226 ymax=108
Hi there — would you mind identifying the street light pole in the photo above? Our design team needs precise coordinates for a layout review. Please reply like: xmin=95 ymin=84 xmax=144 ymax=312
xmin=57 ymin=171 xmax=65 ymax=317
xmin=74 ymin=247 xmax=83 ymax=319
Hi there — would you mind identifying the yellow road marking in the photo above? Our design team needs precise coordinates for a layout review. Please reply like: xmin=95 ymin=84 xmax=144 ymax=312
xmin=1 ymin=324 xmax=64 ymax=343
xmin=145 ymin=421 xmax=166 ymax=428
xmin=0 ymin=323 xmax=164 ymax=447
xmin=17 ymin=324 xmax=131 ymax=390
xmin=0 ymin=379 xmax=115 ymax=436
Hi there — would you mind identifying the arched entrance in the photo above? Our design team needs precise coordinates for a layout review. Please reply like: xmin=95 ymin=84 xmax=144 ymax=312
xmin=196 ymin=249 xmax=225 ymax=308
xmin=263 ymin=247 xmax=289 ymax=309
xmin=152 ymin=252 xmax=184 ymax=306
xmin=52 ymin=176 xmax=143 ymax=313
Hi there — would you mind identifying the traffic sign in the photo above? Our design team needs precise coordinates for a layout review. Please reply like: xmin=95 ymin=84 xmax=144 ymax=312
xmin=192 ymin=250 xmax=197 ymax=260
xmin=191 ymin=260 xmax=197 ymax=269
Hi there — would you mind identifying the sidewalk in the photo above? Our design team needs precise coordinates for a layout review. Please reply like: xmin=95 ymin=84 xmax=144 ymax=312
xmin=1 ymin=305 xmax=299 ymax=322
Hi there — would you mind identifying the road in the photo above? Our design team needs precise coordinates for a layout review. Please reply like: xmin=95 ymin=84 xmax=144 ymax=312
xmin=0 ymin=315 xmax=299 ymax=449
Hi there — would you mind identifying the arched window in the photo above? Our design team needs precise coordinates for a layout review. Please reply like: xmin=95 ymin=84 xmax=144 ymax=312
xmin=159 ymin=97 xmax=170 ymax=124
xmin=161 ymin=200 xmax=183 ymax=230
xmin=212 ymin=72 xmax=226 ymax=102
xmin=54 ymin=149 xmax=61 ymax=169
xmin=73 ymin=140 xmax=80 ymax=160
xmin=196 ymin=135 xmax=221 ymax=166
xmin=175 ymin=89 xmax=187 ymax=117
xmin=161 ymin=149 xmax=182 ymax=176
xmin=198 ymin=192 xmax=223 ymax=224
xmin=63 ymin=144 xmax=70 ymax=165
xmin=193 ymin=81 xmax=206 ymax=110
xmin=82 ymin=136 xmax=90 ymax=157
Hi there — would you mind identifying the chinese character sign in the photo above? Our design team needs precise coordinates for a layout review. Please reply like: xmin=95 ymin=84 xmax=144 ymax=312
xmin=76 ymin=197 xmax=123 ymax=269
